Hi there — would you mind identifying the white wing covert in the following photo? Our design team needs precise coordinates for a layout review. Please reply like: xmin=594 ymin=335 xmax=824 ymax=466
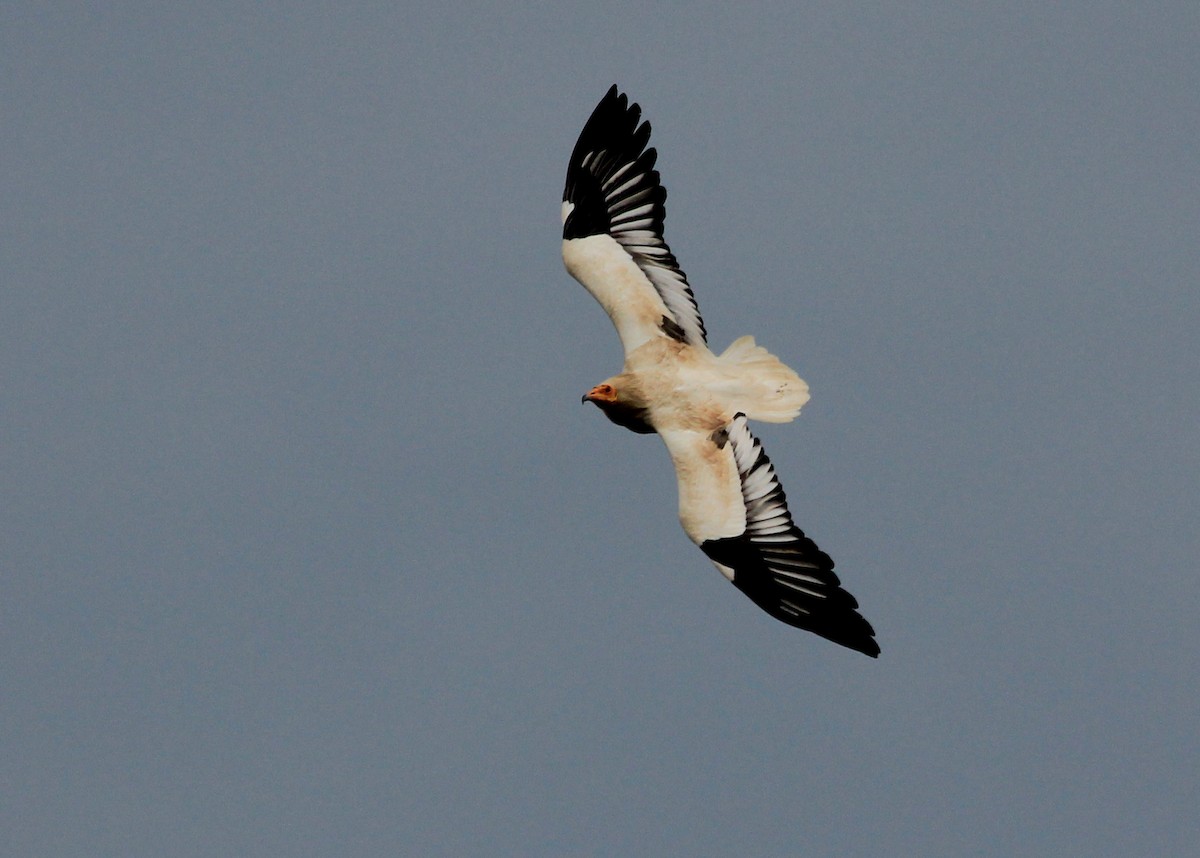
xmin=662 ymin=415 xmax=879 ymax=657
xmin=561 ymin=86 xmax=707 ymax=356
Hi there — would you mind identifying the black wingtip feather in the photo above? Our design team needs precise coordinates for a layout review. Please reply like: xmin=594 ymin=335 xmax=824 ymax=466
xmin=563 ymin=87 xmax=655 ymax=239
xmin=700 ymin=415 xmax=881 ymax=658
xmin=561 ymin=87 xmax=709 ymax=346
xmin=703 ymin=533 xmax=880 ymax=657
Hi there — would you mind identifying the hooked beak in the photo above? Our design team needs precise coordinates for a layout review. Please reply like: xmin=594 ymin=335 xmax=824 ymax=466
xmin=582 ymin=383 xmax=615 ymax=405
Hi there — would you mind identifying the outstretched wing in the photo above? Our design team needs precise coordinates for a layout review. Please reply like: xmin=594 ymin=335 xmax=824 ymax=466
xmin=659 ymin=416 xmax=880 ymax=657
xmin=562 ymin=86 xmax=708 ymax=356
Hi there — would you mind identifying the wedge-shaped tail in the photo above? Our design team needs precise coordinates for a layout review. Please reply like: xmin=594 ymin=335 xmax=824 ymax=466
xmin=712 ymin=336 xmax=810 ymax=423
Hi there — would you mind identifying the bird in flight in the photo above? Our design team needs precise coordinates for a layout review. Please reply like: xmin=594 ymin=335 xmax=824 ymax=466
xmin=561 ymin=86 xmax=879 ymax=657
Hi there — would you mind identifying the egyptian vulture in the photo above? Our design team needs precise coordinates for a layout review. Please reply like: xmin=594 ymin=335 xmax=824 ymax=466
xmin=562 ymin=86 xmax=879 ymax=657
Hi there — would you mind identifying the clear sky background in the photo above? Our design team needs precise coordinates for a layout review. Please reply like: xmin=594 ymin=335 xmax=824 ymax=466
xmin=3 ymin=3 xmax=1197 ymax=856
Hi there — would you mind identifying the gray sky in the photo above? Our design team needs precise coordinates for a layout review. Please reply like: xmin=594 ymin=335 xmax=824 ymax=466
xmin=3 ymin=3 xmax=1197 ymax=856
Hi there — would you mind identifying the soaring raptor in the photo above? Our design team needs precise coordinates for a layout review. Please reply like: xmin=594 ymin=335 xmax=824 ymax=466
xmin=562 ymin=87 xmax=879 ymax=657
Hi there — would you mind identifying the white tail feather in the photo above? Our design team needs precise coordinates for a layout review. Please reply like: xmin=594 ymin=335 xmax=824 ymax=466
xmin=714 ymin=335 xmax=810 ymax=423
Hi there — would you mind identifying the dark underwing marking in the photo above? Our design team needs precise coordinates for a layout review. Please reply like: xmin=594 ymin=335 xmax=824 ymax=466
xmin=709 ymin=426 xmax=729 ymax=449
xmin=659 ymin=314 xmax=686 ymax=342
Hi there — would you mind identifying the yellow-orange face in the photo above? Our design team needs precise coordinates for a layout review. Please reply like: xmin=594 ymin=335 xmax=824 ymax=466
xmin=581 ymin=382 xmax=655 ymax=434
xmin=582 ymin=382 xmax=618 ymax=405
